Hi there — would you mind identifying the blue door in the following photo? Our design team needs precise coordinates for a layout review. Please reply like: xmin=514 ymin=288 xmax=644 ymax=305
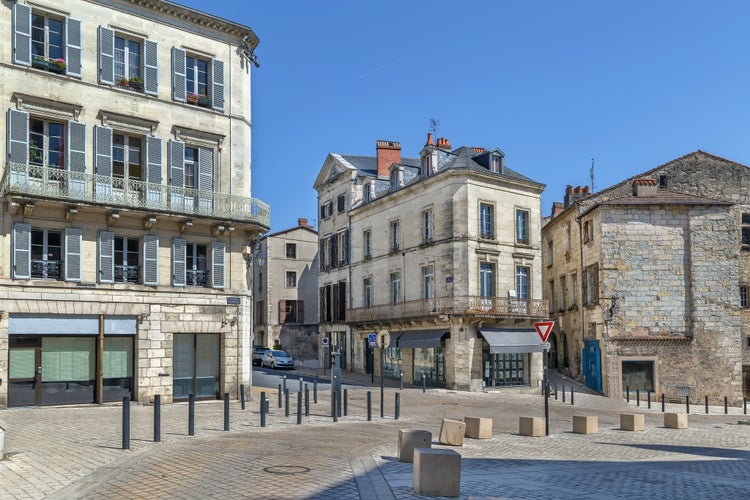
xmin=582 ymin=340 xmax=601 ymax=392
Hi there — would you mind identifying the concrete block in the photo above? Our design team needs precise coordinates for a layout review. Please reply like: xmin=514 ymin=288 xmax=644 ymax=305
xmin=519 ymin=416 xmax=545 ymax=437
xmin=439 ymin=419 xmax=466 ymax=446
xmin=464 ymin=416 xmax=493 ymax=439
xmin=398 ymin=429 xmax=432 ymax=463
xmin=664 ymin=413 xmax=688 ymax=429
xmin=0 ymin=420 xmax=5 ymax=460
xmin=572 ymin=415 xmax=598 ymax=434
xmin=620 ymin=413 xmax=645 ymax=431
xmin=413 ymin=447 xmax=461 ymax=497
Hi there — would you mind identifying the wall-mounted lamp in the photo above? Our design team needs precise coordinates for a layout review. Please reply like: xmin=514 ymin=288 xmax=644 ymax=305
xmin=144 ymin=216 xmax=157 ymax=229
xmin=180 ymin=219 xmax=193 ymax=232
xmin=66 ymin=206 xmax=78 ymax=221
xmin=212 ymin=224 xmax=226 ymax=236
xmin=108 ymin=212 xmax=120 ymax=224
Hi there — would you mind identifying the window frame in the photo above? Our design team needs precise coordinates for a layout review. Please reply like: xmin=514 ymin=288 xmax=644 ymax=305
xmin=422 ymin=208 xmax=434 ymax=242
xmin=286 ymin=243 xmax=297 ymax=259
xmin=741 ymin=285 xmax=749 ymax=308
xmin=422 ymin=265 xmax=435 ymax=299
xmin=30 ymin=228 xmax=62 ymax=280
xmin=480 ymin=262 xmax=494 ymax=297
xmin=114 ymin=235 xmax=140 ymax=284
xmin=479 ymin=203 xmax=494 ymax=239
xmin=390 ymin=220 xmax=400 ymax=252
xmin=363 ymin=277 xmax=373 ymax=307
xmin=363 ymin=229 xmax=372 ymax=259
xmin=186 ymin=242 xmax=208 ymax=288
xmin=742 ymin=213 xmax=750 ymax=247
xmin=390 ymin=271 xmax=401 ymax=304
xmin=515 ymin=208 xmax=530 ymax=245
xmin=286 ymin=270 xmax=297 ymax=288
xmin=515 ymin=265 xmax=530 ymax=300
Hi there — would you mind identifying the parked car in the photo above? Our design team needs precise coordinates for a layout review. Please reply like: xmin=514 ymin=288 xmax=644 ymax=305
xmin=261 ymin=350 xmax=294 ymax=369
xmin=252 ymin=346 xmax=270 ymax=366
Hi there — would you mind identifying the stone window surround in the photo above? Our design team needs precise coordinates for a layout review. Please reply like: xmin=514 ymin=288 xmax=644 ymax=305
xmin=619 ymin=356 xmax=659 ymax=395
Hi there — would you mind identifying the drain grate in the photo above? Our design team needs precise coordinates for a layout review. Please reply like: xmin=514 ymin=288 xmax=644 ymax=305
xmin=263 ymin=465 xmax=311 ymax=475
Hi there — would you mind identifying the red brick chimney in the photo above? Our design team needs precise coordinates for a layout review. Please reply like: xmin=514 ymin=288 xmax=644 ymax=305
xmin=298 ymin=217 xmax=310 ymax=228
xmin=425 ymin=133 xmax=434 ymax=146
xmin=376 ymin=140 xmax=401 ymax=178
xmin=436 ymin=137 xmax=451 ymax=151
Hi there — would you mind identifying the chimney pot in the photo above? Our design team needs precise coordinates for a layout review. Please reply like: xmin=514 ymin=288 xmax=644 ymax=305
xmin=566 ymin=185 xmax=573 ymax=194
xmin=426 ymin=133 xmax=434 ymax=146
xmin=298 ymin=217 xmax=308 ymax=227
xmin=583 ymin=186 xmax=590 ymax=194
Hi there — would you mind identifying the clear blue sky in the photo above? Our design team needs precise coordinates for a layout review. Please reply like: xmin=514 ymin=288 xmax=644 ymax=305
xmin=179 ymin=0 xmax=750 ymax=233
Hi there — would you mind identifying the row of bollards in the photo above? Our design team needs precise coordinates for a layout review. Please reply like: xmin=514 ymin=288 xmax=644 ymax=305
xmin=625 ymin=386 xmax=748 ymax=415
xmin=550 ymin=383 xmax=575 ymax=406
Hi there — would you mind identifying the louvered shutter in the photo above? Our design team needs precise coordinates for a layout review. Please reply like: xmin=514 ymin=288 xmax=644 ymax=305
xmin=98 ymin=230 xmax=114 ymax=283
xmin=13 ymin=223 xmax=31 ymax=280
xmin=143 ymin=235 xmax=159 ymax=286
xmin=13 ymin=3 xmax=31 ymax=66
xmin=145 ymin=136 xmax=162 ymax=207
xmin=94 ymin=125 xmax=113 ymax=198
xmin=168 ymin=140 xmax=185 ymax=209
xmin=211 ymin=58 xmax=225 ymax=111
xmin=297 ymin=301 xmax=304 ymax=324
xmin=278 ymin=300 xmax=286 ymax=324
xmin=172 ymin=47 xmax=186 ymax=102
xmin=65 ymin=18 xmax=82 ymax=77
xmin=172 ymin=238 xmax=186 ymax=287
xmin=197 ymin=147 xmax=213 ymax=213
xmin=144 ymin=39 xmax=158 ymax=96
xmin=98 ymin=26 xmax=114 ymax=84
xmin=8 ymin=109 xmax=29 ymax=166
xmin=582 ymin=268 xmax=589 ymax=306
xmin=65 ymin=227 xmax=82 ymax=282
xmin=211 ymin=241 xmax=225 ymax=289
xmin=67 ymin=121 xmax=86 ymax=196
xmin=344 ymin=229 xmax=350 ymax=265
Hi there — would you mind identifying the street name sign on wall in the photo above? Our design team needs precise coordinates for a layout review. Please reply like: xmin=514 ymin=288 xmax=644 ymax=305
xmin=534 ymin=321 xmax=555 ymax=343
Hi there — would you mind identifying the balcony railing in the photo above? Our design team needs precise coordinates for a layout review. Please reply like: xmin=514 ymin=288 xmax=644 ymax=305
xmin=2 ymin=162 xmax=270 ymax=228
xmin=347 ymin=296 xmax=549 ymax=324
xmin=31 ymin=259 xmax=62 ymax=280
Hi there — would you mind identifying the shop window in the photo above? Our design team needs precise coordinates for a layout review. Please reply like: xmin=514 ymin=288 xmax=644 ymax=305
xmin=621 ymin=360 xmax=654 ymax=392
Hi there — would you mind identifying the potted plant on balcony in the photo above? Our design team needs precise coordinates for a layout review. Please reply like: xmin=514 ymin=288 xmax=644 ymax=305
xmin=186 ymin=93 xmax=200 ymax=105
xmin=117 ymin=77 xmax=129 ymax=88
xmin=128 ymin=76 xmax=144 ymax=92
xmin=50 ymin=58 xmax=66 ymax=74
xmin=32 ymin=55 xmax=49 ymax=70
xmin=197 ymin=94 xmax=211 ymax=108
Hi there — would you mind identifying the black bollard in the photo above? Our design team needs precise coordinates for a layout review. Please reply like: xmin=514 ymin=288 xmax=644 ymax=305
xmin=367 ymin=391 xmax=372 ymax=421
xmin=400 ymin=371 xmax=403 ymax=391
xmin=282 ymin=375 xmax=287 ymax=394
xmin=647 ymin=391 xmax=652 ymax=410
xmin=224 ymin=392 xmax=230 ymax=431
xmin=285 ymin=389 xmax=290 ymax=417
xmin=314 ymin=380 xmax=318 ymax=403
xmin=636 ymin=389 xmax=640 ymax=406
xmin=725 ymin=396 xmax=728 ymax=415
xmin=661 ymin=394 xmax=665 ymax=412
xmin=305 ymin=385 xmax=310 ymax=416
xmin=422 ymin=374 xmax=426 ymax=393
xmin=122 ymin=396 xmax=130 ymax=450
xmin=278 ymin=384 xmax=282 ymax=408
xmin=333 ymin=391 xmax=338 ymax=422
xmin=260 ymin=391 xmax=266 ymax=427
xmin=297 ymin=391 xmax=302 ymax=425
xmin=562 ymin=385 xmax=566 ymax=403
xmin=555 ymin=383 xmax=558 ymax=400
xmin=344 ymin=389 xmax=348 ymax=417
xmin=154 ymin=394 xmax=161 ymax=443
xmin=240 ymin=384 xmax=246 ymax=410
xmin=395 ymin=392 xmax=400 ymax=420
xmin=571 ymin=387 xmax=574 ymax=406
xmin=706 ymin=395 xmax=709 ymax=414
xmin=188 ymin=393 xmax=195 ymax=436
xmin=626 ymin=386 xmax=630 ymax=403
xmin=299 ymin=376 xmax=303 ymax=393
xmin=686 ymin=395 xmax=690 ymax=414
xmin=744 ymin=397 xmax=747 ymax=415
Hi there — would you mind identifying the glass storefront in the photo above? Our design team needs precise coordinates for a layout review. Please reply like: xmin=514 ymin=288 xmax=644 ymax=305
xmin=174 ymin=333 xmax=220 ymax=400
xmin=483 ymin=352 xmax=530 ymax=388
xmin=383 ymin=346 xmax=402 ymax=379
xmin=413 ymin=347 xmax=446 ymax=387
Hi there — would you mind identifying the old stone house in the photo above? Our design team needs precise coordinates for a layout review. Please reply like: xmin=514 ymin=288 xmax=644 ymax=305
xmin=542 ymin=151 xmax=748 ymax=403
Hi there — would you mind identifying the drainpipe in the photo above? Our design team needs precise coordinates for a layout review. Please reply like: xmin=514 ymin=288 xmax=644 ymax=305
xmin=576 ymin=203 xmax=585 ymax=374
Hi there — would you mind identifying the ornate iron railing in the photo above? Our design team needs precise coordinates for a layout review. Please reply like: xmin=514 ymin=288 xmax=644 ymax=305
xmin=2 ymin=162 xmax=270 ymax=228
xmin=347 ymin=296 xmax=549 ymax=323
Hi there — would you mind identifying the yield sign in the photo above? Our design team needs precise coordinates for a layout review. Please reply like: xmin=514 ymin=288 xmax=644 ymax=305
xmin=534 ymin=321 xmax=555 ymax=343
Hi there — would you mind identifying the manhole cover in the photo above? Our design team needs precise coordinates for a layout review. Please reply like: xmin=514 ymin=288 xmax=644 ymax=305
xmin=263 ymin=465 xmax=311 ymax=475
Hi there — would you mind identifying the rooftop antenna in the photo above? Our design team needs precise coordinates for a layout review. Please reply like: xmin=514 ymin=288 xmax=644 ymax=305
xmin=429 ymin=118 xmax=440 ymax=135
xmin=590 ymin=158 xmax=595 ymax=192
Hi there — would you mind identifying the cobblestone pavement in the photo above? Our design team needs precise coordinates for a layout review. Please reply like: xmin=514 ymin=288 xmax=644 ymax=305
xmin=1 ymin=370 xmax=749 ymax=499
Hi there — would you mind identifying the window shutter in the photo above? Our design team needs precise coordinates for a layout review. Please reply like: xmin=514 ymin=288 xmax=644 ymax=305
xmin=145 ymin=136 xmax=163 ymax=207
xmin=593 ymin=263 xmax=600 ymax=304
xmin=211 ymin=58 xmax=225 ymax=111
xmin=67 ymin=120 xmax=86 ymax=195
xmin=297 ymin=301 xmax=304 ymax=324
xmin=197 ymin=147 xmax=213 ymax=212
xmin=168 ymin=140 xmax=185 ymax=209
xmin=344 ymin=229 xmax=350 ymax=265
xmin=65 ymin=18 xmax=82 ymax=77
xmin=582 ymin=267 xmax=589 ymax=306
xmin=65 ymin=227 xmax=82 ymax=282
xmin=98 ymin=230 xmax=115 ymax=283
xmin=12 ymin=223 xmax=31 ymax=280
xmin=143 ymin=235 xmax=159 ymax=286
xmin=12 ymin=3 xmax=31 ymax=66
xmin=94 ymin=125 xmax=113 ymax=198
xmin=278 ymin=300 xmax=286 ymax=324
xmin=211 ymin=241 xmax=225 ymax=289
xmin=172 ymin=47 xmax=186 ymax=102
xmin=172 ymin=237 xmax=186 ymax=287
xmin=98 ymin=26 xmax=115 ymax=85
xmin=143 ymin=39 xmax=158 ymax=95
xmin=7 ymin=109 xmax=29 ymax=165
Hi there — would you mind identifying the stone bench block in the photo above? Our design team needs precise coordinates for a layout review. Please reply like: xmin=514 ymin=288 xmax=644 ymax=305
xmin=398 ymin=429 xmax=432 ymax=463
xmin=464 ymin=416 xmax=493 ymax=439
xmin=0 ymin=422 xmax=4 ymax=461
xmin=664 ymin=413 xmax=688 ymax=429
xmin=572 ymin=415 xmax=598 ymax=434
xmin=439 ymin=419 xmax=466 ymax=446
xmin=413 ymin=447 xmax=461 ymax=497
xmin=620 ymin=413 xmax=645 ymax=431
xmin=519 ymin=416 xmax=545 ymax=437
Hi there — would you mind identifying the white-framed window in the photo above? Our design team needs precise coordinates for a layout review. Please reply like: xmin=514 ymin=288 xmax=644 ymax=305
xmin=390 ymin=220 xmax=400 ymax=251
xmin=113 ymin=133 xmax=143 ymax=189
xmin=516 ymin=209 xmax=529 ymax=244
xmin=114 ymin=35 xmax=141 ymax=82
xmin=31 ymin=13 xmax=64 ymax=61
xmin=480 ymin=262 xmax=494 ymax=297
xmin=114 ymin=236 xmax=139 ymax=284
xmin=515 ymin=265 xmax=530 ymax=299
xmin=172 ymin=47 xmax=224 ymax=111
xmin=363 ymin=229 xmax=371 ymax=259
xmin=13 ymin=224 xmax=81 ymax=281
xmin=422 ymin=265 xmax=435 ymax=299
xmin=184 ymin=146 xmax=197 ymax=188
xmin=480 ymin=203 xmax=494 ymax=239
xmin=741 ymin=285 xmax=749 ymax=308
xmin=99 ymin=27 xmax=157 ymax=94
xmin=286 ymin=243 xmax=296 ymax=259
xmin=167 ymin=140 xmax=213 ymax=212
xmin=13 ymin=4 xmax=82 ymax=77
xmin=390 ymin=271 xmax=401 ymax=303
xmin=422 ymin=154 xmax=433 ymax=177
xmin=422 ymin=209 xmax=433 ymax=242
xmin=31 ymin=228 xmax=62 ymax=280
xmin=337 ymin=230 xmax=347 ymax=264
xmin=490 ymin=154 xmax=502 ymax=173
xmin=186 ymin=54 xmax=209 ymax=98
xmin=363 ymin=277 xmax=373 ymax=307
xmin=186 ymin=243 xmax=208 ymax=287
xmin=286 ymin=271 xmax=297 ymax=288
xmin=29 ymin=117 xmax=65 ymax=169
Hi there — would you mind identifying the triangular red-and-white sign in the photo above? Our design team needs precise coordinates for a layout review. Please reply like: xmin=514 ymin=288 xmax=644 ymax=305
xmin=534 ymin=321 xmax=555 ymax=343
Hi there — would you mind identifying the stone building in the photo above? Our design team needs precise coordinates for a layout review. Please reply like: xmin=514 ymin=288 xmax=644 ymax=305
xmin=252 ymin=218 xmax=319 ymax=361
xmin=0 ymin=0 xmax=268 ymax=408
xmin=314 ymin=135 xmax=547 ymax=391
xmin=542 ymin=151 xmax=748 ymax=403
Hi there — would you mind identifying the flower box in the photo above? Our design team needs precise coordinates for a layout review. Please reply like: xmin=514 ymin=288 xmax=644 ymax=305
xmin=197 ymin=96 xmax=211 ymax=108
xmin=128 ymin=78 xmax=144 ymax=92
xmin=186 ymin=93 xmax=200 ymax=105
xmin=50 ymin=58 xmax=67 ymax=74
xmin=32 ymin=58 xmax=49 ymax=70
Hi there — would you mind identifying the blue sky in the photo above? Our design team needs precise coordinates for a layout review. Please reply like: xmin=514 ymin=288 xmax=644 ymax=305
xmin=178 ymin=0 xmax=750 ymax=233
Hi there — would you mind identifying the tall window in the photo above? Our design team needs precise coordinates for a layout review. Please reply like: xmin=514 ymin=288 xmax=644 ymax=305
xmin=390 ymin=220 xmax=400 ymax=251
xmin=571 ymin=273 xmax=578 ymax=306
xmin=480 ymin=203 xmax=494 ymax=239
xmin=184 ymin=147 xmax=198 ymax=189
xmin=186 ymin=55 xmax=209 ymax=97
xmin=363 ymin=230 xmax=371 ymax=259
xmin=422 ymin=265 xmax=435 ymax=299
xmin=480 ymin=263 xmax=494 ymax=297
xmin=516 ymin=209 xmax=529 ymax=244
xmin=31 ymin=13 xmax=64 ymax=61
xmin=490 ymin=154 xmax=501 ymax=173
xmin=741 ymin=285 xmax=749 ymax=308
xmin=286 ymin=243 xmax=296 ymax=259
xmin=114 ymin=236 xmax=139 ymax=283
xmin=548 ymin=280 xmax=555 ymax=312
xmin=286 ymin=271 xmax=297 ymax=288
xmin=113 ymin=134 xmax=142 ymax=187
xmin=186 ymin=243 xmax=208 ymax=287
xmin=29 ymin=118 xmax=65 ymax=168
xmin=742 ymin=214 xmax=750 ymax=246
xmin=363 ymin=277 xmax=373 ymax=307
xmin=560 ymin=275 xmax=567 ymax=309
xmin=114 ymin=36 xmax=141 ymax=81
xmin=516 ymin=265 xmax=530 ymax=299
xmin=582 ymin=263 xmax=599 ymax=305
xmin=422 ymin=209 xmax=434 ymax=242
xmin=583 ymin=220 xmax=593 ymax=243
xmin=337 ymin=194 xmax=346 ymax=212
xmin=31 ymin=229 xmax=62 ymax=279
xmin=390 ymin=272 xmax=401 ymax=303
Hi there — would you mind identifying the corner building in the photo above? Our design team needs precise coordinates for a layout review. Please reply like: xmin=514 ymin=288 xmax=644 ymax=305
xmin=314 ymin=135 xmax=547 ymax=391
xmin=0 ymin=0 xmax=269 ymax=407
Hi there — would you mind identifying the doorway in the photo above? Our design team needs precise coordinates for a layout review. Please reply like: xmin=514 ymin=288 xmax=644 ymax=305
xmin=173 ymin=333 xmax=220 ymax=401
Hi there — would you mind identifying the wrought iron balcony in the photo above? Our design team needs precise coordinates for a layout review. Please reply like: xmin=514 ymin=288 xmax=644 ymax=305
xmin=347 ymin=295 xmax=549 ymax=324
xmin=2 ymin=162 xmax=270 ymax=229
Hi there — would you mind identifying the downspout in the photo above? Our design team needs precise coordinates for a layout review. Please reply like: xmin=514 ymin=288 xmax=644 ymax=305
xmin=577 ymin=202 xmax=585 ymax=373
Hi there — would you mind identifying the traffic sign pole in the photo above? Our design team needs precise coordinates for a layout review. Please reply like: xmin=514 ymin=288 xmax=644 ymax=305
xmin=534 ymin=321 xmax=555 ymax=437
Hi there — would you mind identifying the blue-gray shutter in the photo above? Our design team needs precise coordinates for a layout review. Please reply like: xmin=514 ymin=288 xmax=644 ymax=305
xmin=7 ymin=109 xmax=29 ymax=165
xmin=13 ymin=3 xmax=31 ymax=66
xmin=67 ymin=121 xmax=86 ymax=196
xmin=168 ymin=140 xmax=185 ymax=209
xmin=211 ymin=241 xmax=225 ymax=289
xmin=98 ymin=26 xmax=115 ymax=85
xmin=197 ymin=147 xmax=213 ymax=213
xmin=145 ymin=136 xmax=162 ymax=207
xmin=172 ymin=47 xmax=186 ymax=102
xmin=65 ymin=227 xmax=82 ymax=282
xmin=94 ymin=125 xmax=113 ymax=198
xmin=13 ymin=223 xmax=31 ymax=280
xmin=98 ymin=230 xmax=114 ymax=283
xmin=143 ymin=235 xmax=159 ymax=286
xmin=144 ymin=39 xmax=158 ymax=96
xmin=65 ymin=18 xmax=82 ymax=77
xmin=172 ymin=237 xmax=186 ymax=287
xmin=211 ymin=58 xmax=225 ymax=111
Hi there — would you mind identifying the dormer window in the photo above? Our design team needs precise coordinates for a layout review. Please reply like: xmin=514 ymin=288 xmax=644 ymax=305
xmin=422 ymin=154 xmax=433 ymax=177
xmin=390 ymin=166 xmax=403 ymax=192
xmin=490 ymin=154 xmax=502 ymax=173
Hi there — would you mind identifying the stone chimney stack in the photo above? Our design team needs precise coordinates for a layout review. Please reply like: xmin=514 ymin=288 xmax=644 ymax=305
xmin=564 ymin=185 xmax=591 ymax=207
xmin=632 ymin=178 xmax=658 ymax=197
xmin=436 ymin=137 xmax=452 ymax=151
xmin=298 ymin=217 xmax=310 ymax=228
xmin=376 ymin=140 xmax=401 ymax=178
